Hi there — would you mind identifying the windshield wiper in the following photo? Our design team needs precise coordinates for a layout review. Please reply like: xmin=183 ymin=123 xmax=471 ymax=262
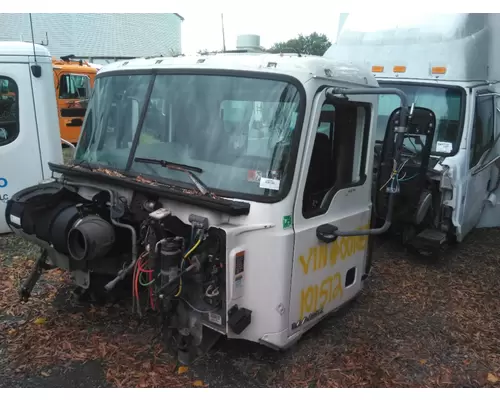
xmin=134 ymin=157 xmax=211 ymax=196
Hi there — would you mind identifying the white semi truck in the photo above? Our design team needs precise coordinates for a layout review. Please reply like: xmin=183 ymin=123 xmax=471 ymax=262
xmin=325 ymin=13 xmax=500 ymax=254
xmin=0 ymin=41 xmax=64 ymax=234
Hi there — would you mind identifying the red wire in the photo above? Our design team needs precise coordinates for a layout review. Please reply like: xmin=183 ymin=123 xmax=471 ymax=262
xmin=134 ymin=253 xmax=147 ymax=301
xmin=136 ymin=255 xmax=156 ymax=311
xmin=138 ymin=257 xmax=153 ymax=273
xmin=132 ymin=264 xmax=138 ymax=300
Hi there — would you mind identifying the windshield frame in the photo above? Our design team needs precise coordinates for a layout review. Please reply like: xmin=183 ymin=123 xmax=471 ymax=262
xmin=74 ymin=68 xmax=308 ymax=204
xmin=377 ymin=80 xmax=467 ymax=158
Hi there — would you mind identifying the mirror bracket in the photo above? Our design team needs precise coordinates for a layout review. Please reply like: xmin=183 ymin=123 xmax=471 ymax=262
xmin=316 ymin=224 xmax=339 ymax=243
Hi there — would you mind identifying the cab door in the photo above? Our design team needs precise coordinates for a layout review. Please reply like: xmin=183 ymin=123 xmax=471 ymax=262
xmin=461 ymin=90 xmax=499 ymax=235
xmin=0 ymin=63 xmax=45 ymax=233
xmin=56 ymin=72 xmax=91 ymax=144
xmin=472 ymin=91 xmax=500 ymax=230
xmin=288 ymin=87 xmax=375 ymax=334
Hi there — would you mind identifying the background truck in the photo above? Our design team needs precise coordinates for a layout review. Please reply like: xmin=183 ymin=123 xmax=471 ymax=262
xmin=0 ymin=41 xmax=63 ymax=233
xmin=325 ymin=13 xmax=500 ymax=255
xmin=52 ymin=56 xmax=99 ymax=145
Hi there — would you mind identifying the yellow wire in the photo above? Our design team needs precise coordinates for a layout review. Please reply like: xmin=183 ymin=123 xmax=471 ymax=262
xmin=174 ymin=238 xmax=202 ymax=297
xmin=184 ymin=238 xmax=202 ymax=259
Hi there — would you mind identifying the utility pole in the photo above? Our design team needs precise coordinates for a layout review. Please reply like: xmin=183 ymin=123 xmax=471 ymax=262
xmin=221 ymin=13 xmax=226 ymax=52
xmin=336 ymin=13 xmax=349 ymax=43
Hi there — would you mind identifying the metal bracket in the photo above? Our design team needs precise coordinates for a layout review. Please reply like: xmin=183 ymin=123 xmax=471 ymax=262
xmin=19 ymin=250 xmax=52 ymax=302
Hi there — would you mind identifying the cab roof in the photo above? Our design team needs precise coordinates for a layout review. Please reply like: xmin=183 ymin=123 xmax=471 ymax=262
xmin=0 ymin=41 xmax=51 ymax=57
xmin=97 ymin=53 xmax=379 ymax=87
xmin=52 ymin=59 xmax=98 ymax=73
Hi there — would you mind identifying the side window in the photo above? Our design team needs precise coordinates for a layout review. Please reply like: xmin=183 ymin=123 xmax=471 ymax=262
xmin=0 ymin=76 xmax=19 ymax=146
xmin=470 ymin=95 xmax=494 ymax=168
xmin=302 ymin=101 xmax=369 ymax=218
xmin=376 ymin=94 xmax=401 ymax=142
xmin=317 ymin=103 xmax=335 ymax=139
xmin=59 ymin=74 xmax=90 ymax=99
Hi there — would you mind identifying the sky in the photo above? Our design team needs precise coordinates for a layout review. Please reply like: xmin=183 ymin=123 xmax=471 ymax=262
xmin=180 ymin=8 xmax=342 ymax=55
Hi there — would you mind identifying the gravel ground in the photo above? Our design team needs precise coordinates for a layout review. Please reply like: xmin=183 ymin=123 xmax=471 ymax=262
xmin=1 ymin=228 xmax=500 ymax=387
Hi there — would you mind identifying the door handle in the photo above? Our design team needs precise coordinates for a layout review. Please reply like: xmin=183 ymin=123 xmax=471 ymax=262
xmin=66 ymin=118 xmax=83 ymax=127
xmin=316 ymin=224 xmax=339 ymax=243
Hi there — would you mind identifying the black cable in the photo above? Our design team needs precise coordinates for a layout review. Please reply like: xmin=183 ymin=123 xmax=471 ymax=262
xmin=157 ymin=263 xmax=195 ymax=293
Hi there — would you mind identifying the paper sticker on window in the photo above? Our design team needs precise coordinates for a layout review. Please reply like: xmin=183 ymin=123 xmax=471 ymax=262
xmin=266 ymin=170 xmax=281 ymax=180
xmin=248 ymin=170 xmax=263 ymax=183
xmin=260 ymin=177 xmax=280 ymax=191
xmin=436 ymin=141 xmax=453 ymax=153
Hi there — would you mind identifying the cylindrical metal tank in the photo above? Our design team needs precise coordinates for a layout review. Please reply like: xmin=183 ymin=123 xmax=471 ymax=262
xmin=236 ymin=34 xmax=262 ymax=52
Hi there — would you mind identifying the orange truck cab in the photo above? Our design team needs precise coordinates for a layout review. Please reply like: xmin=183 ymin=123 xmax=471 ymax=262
xmin=52 ymin=55 xmax=98 ymax=145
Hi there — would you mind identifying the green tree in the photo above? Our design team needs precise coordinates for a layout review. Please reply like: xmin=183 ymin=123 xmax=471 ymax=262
xmin=267 ymin=32 xmax=332 ymax=56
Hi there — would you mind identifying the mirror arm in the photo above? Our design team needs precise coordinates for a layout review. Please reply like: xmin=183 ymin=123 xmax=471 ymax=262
xmin=61 ymin=138 xmax=76 ymax=149
xmin=325 ymin=87 xmax=409 ymax=237
xmin=472 ymin=130 xmax=500 ymax=176
xmin=473 ymin=155 xmax=500 ymax=176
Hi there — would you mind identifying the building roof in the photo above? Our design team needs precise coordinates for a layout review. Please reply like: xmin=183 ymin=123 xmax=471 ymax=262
xmin=0 ymin=13 xmax=182 ymax=59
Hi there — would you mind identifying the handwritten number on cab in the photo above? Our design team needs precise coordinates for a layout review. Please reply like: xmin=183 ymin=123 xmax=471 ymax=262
xmin=295 ymin=224 xmax=369 ymax=325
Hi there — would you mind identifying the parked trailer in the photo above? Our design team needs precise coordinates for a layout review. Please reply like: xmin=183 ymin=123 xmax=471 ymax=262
xmin=0 ymin=41 xmax=63 ymax=234
xmin=325 ymin=13 xmax=500 ymax=256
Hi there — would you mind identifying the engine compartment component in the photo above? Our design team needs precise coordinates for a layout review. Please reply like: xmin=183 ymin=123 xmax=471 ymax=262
xmin=5 ymin=181 xmax=229 ymax=364
xmin=67 ymin=214 xmax=115 ymax=261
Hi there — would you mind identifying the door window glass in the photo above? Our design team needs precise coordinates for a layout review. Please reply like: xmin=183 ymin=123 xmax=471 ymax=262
xmin=0 ymin=76 xmax=19 ymax=146
xmin=470 ymin=95 xmax=494 ymax=168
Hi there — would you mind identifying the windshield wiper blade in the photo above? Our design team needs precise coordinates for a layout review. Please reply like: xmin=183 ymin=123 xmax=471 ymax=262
xmin=134 ymin=157 xmax=210 ymax=196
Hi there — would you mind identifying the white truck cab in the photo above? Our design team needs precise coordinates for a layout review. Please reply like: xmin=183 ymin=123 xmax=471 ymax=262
xmin=0 ymin=41 xmax=63 ymax=233
xmin=5 ymin=52 xmax=423 ymax=363
xmin=325 ymin=13 xmax=500 ymax=254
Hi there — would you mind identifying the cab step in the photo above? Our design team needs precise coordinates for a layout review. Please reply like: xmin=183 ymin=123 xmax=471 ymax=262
xmin=408 ymin=228 xmax=448 ymax=257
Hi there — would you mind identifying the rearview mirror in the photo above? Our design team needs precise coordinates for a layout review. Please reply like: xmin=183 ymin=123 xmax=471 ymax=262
xmin=387 ymin=106 xmax=437 ymax=140
xmin=375 ymin=106 xmax=437 ymax=218
xmin=381 ymin=106 xmax=437 ymax=157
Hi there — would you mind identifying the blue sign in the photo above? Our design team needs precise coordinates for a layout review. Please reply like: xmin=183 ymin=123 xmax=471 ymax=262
xmin=0 ymin=177 xmax=7 ymax=188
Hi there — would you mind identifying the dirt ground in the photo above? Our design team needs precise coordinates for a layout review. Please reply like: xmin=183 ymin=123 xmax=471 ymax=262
xmin=1 ymin=226 xmax=500 ymax=388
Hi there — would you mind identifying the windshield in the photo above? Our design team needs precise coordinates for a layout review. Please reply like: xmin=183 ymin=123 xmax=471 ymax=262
xmin=376 ymin=83 xmax=464 ymax=156
xmin=75 ymin=73 xmax=303 ymax=199
xmin=59 ymin=74 xmax=91 ymax=99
